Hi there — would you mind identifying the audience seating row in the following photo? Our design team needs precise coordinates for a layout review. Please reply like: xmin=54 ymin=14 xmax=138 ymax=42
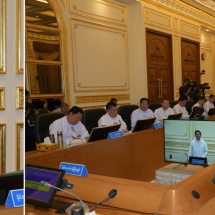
xmin=34 ymin=100 xmax=195 ymax=143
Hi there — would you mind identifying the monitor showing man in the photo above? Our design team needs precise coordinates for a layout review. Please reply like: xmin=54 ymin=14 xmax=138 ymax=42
xmin=131 ymin=98 xmax=154 ymax=130
xmin=189 ymin=130 xmax=208 ymax=158
xmin=98 ymin=101 xmax=128 ymax=133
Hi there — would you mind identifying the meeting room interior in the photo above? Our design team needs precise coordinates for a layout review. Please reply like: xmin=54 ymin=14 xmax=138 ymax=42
xmin=1 ymin=0 xmax=215 ymax=214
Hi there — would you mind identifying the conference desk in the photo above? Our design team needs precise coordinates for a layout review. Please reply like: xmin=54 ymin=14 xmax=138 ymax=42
xmin=26 ymin=121 xmax=215 ymax=215
xmin=0 ymin=206 xmax=23 ymax=215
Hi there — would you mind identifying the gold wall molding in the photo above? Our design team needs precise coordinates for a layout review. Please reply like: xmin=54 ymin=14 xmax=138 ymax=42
xmin=48 ymin=0 xmax=70 ymax=105
xmin=0 ymin=0 xmax=6 ymax=74
xmin=16 ymin=0 xmax=24 ymax=74
xmin=201 ymin=33 xmax=213 ymax=49
xmin=70 ymin=0 xmax=127 ymax=26
xmin=180 ymin=20 xmax=200 ymax=38
xmin=144 ymin=8 xmax=172 ymax=31
xmin=0 ymin=87 xmax=5 ymax=110
xmin=141 ymin=0 xmax=215 ymax=29
xmin=0 ymin=124 xmax=6 ymax=174
xmin=16 ymin=123 xmax=23 ymax=170
xmin=76 ymin=94 xmax=129 ymax=103
xmin=71 ymin=19 xmax=129 ymax=92
xmin=16 ymin=87 xmax=24 ymax=109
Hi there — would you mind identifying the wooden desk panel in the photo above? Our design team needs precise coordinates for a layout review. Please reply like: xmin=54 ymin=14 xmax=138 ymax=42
xmin=26 ymin=128 xmax=167 ymax=181
xmin=0 ymin=206 xmax=23 ymax=215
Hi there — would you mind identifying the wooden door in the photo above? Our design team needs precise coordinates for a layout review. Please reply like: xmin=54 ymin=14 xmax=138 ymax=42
xmin=146 ymin=30 xmax=173 ymax=102
xmin=181 ymin=39 xmax=200 ymax=83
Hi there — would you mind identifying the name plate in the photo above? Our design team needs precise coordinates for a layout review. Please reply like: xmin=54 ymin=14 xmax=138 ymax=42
xmin=59 ymin=162 xmax=88 ymax=176
xmin=152 ymin=123 xmax=163 ymax=129
xmin=5 ymin=189 xmax=24 ymax=208
xmin=107 ymin=131 xmax=124 ymax=139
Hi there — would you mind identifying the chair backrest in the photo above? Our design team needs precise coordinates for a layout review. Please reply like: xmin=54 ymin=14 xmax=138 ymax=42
xmin=148 ymin=102 xmax=161 ymax=112
xmin=117 ymin=105 xmax=139 ymax=130
xmin=34 ymin=112 xmax=65 ymax=143
xmin=186 ymin=99 xmax=195 ymax=114
xmin=170 ymin=100 xmax=178 ymax=108
xmin=82 ymin=108 xmax=107 ymax=133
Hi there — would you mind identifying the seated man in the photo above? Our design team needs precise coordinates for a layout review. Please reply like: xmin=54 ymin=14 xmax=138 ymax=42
xmin=49 ymin=106 xmax=89 ymax=146
xmin=154 ymin=99 xmax=174 ymax=124
xmin=173 ymin=97 xmax=189 ymax=119
xmin=131 ymin=98 xmax=154 ymax=130
xmin=203 ymin=94 xmax=215 ymax=113
xmin=189 ymin=130 xmax=208 ymax=158
xmin=192 ymin=96 xmax=206 ymax=111
xmin=52 ymin=102 xmax=69 ymax=115
xmin=98 ymin=101 xmax=128 ymax=133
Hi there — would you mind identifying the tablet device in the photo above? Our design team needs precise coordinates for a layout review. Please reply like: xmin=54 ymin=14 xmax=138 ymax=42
xmin=132 ymin=117 xmax=156 ymax=133
xmin=87 ymin=124 xmax=121 ymax=142
xmin=0 ymin=172 xmax=23 ymax=205
xmin=208 ymin=107 xmax=215 ymax=116
xmin=167 ymin=113 xmax=182 ymax=120
xmin=25 ymin=164 xmax=65 ymax=207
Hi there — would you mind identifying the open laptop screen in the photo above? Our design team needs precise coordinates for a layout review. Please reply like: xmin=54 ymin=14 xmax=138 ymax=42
xmin=87 ymin=124 xmax=121 ymax=142
xmin=167 ymin=113 xmax=182 ymax=120
xmin=25 ymin=164 xmax=65 ymax=207
xmin=132 ymin=117 xmax=156 ymax=133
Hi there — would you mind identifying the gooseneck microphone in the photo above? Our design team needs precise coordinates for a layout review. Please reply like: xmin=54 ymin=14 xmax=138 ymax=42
xmin=89 ymin=189 xmax=117 ymax=212
xmin=40 ymin=181 xmax=89 ymax=213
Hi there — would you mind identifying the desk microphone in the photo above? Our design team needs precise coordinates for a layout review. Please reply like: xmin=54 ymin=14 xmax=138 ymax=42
xmin=40 ymin=181 xmax=89 ymax=213
xmin=89 ymin=189 xmax=117 ymax=211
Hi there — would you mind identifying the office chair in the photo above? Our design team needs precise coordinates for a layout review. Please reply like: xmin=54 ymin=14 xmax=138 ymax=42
xmin=82 ymin=108 xmax=107 ymax=133
xmin=34 ymin=112 xmax=65 ymax=143
xmin=118 ymin=105 xmax=139 ymax=131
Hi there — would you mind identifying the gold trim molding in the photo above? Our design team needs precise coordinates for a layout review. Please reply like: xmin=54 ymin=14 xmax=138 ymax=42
xmin=70 ymin=0 xmax=128 ymax=27
xmin=0 ymin=124 xmax=6 ymax=174
xmin=16 ymin=0 xmax=24 ymax=74
xmin=76 ymin=94 xmax=129 ymax=104
xmin=16 ymin=123 xmax=23 ymax=170
xmin=141 ymin=0 xmax=215 ymax=29
xmin=0 ymin=87 xmax=5 ymax=110
xmin=0 ymin=0 xmax=6 ymax=74
xmin=16 ymin=87 xmax=24 ymax=109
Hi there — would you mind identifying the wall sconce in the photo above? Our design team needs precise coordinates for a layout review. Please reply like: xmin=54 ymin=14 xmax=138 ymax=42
xmin=201 ymin=70 xmax=205 ymax=75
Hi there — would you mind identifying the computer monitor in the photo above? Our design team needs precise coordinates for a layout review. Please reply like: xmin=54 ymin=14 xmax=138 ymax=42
xmin=189 ymin=106 xmax=204 ymax=119
xmin=208 ymin=107 xmax=215 ymax=116
xmin=189 ymin=156 xmax=207 ymax=166
xmin=132 ymin=117 xmax=156 ymax=133
xmin=0 ymin=172 xmax=23 ymax=205
xmin=167 ymin=113 xmax=182 ymax=120
xmin=87 ymin=124 xmax=121 ymax=142
xmin=25 ymin=164 xmax=65 ymax=207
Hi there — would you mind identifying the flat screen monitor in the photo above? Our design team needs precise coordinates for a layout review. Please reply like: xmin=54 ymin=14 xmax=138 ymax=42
xmin=164 ymin=119 xmax=215 ymax=166
xmin=0 ymin=172 xmax=23 ymax=205
xmin=132 ymin=117 xmax=156 ymax=133
xmin=208 ymin=107 xmax=215 ymax=116
xmin=189 ymin=106 xmax=204 ymax=119
xmin=25 ymin=164 xmax=65 ymax=207
xmin=167 ymin=113 xmax=182 ymax=120
xmin=87 ymin=124 xmax=121 ymax=142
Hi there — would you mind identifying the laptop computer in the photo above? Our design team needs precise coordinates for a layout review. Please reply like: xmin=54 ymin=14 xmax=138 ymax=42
xmin=87 ymin=124 xmax=121 ymax=142
xmin=167 ymin=113 xmax=182 ymax=120
xmin=132 ymin=117 xmax=156 ymax=133
xmin=208 ymin=107 xmax=215 ymax=116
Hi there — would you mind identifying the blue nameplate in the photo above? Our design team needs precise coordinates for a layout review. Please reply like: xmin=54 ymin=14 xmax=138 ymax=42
xmin=5 ymin=189 xmax=24 ymax=207
xmin=107 ymin=131 xmax=124 ymax=139
xmin=152 ymin=123 xmax=163 ymax=129
xmin=59 ymin=162 xmax=88 ymax=176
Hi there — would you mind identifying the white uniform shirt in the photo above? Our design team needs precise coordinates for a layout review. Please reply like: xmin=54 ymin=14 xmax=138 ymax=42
xmin=192 ymin=102 xmax=207 ymax=115
xmin=98 ymin=113 xmax=127 ymax=131
xmin=173 ymin=104 xmax=189 ymax=119
xmin=154 ymin=107 xmax=174 ymax=124
xmin=49 ymin=116 xmax=89 ymax=142
xmin=203 ymin=101 xmax=214 ymax=113
xmin=131 ymin=108 xmax=154 ymax=129
xmin=189 ymin=138 xmax=208 ymax=157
